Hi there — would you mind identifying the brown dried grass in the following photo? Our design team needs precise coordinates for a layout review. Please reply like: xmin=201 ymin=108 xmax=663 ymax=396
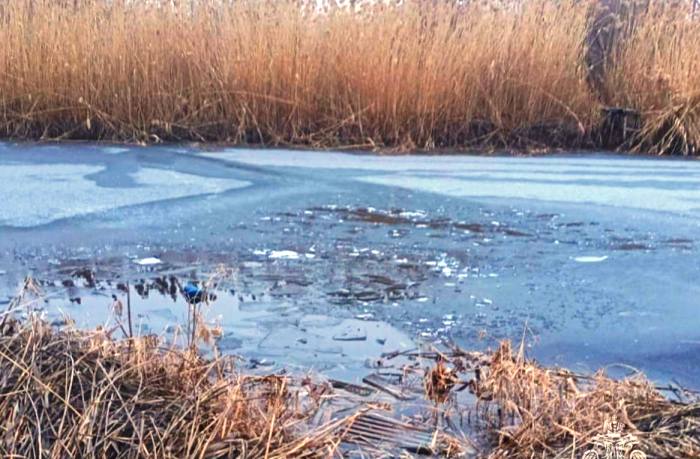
xmin=603 ymin=1 xmax=700 ymax=155
xmin=478 ymin=341 xmax=700 ymax=458
xmin=2 ymin=317 xmax=698 ymax=458
xmin=425 ymin=358 xmax=459 ymax=405
xmin=2 ymin=0 xmax=699 ymax=153
xmin=2 ymin=271 xmax=698 ymax=458
xmin=0 ymin=0 xmax=649 ymax=150
xmin=0 ymin=317 xmax=350 ymax=458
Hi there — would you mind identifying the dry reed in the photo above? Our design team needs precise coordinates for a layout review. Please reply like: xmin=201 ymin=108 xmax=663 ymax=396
xmin=477 ymin=341 xmax=700 ymax=458
xmin=2 ymin=316 xmax=698 ymax=457
xmin=0 ymin=316 xmax=351 ymax=458
xmin=602 ymin=1 xmax=700 ymax=155
xmin=1 ymin=0 xmax=698 ymax=153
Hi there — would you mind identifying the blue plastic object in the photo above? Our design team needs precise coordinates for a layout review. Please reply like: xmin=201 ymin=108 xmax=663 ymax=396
xmin=183 ymin=283 xmax=205 ymax=303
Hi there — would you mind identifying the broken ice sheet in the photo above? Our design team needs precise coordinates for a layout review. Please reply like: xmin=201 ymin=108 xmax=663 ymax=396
xmin=134 ymin=257 xmax=162 ymax=266
xmin=269 ymin=250 xmax=299 ymax=260
xmin=333 ymin=327 xmax=368 ymax=341
xmin=573 ymin=255 xmax=609 ymax=263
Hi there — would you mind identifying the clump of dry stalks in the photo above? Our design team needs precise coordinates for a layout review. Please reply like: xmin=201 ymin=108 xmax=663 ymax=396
xmin=425 ymin=358 xmax=459 ymax=405
xmin=0 ymin=0 xmax=699 ymax=154
xmin=2 ymin=273 xmax=699 ymax=458
xmin=0 ymin=316 xmax=355 ymax=458
xmin=477 ymin=341 xmax=700 ymax=458
xmin=601 ymin=1 xmax=700 ymax=155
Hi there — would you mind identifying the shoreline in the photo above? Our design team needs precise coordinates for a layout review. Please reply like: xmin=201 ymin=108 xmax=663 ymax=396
xmin=1 ymin=314 xmax=698 ymax=458
xmin=2 ymin=138 xmax=700 ymax=160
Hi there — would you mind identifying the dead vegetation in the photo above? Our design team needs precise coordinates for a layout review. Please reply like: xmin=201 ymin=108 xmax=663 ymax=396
xmin=0 ymin=276 xmax=468 ymax=458
xmin=0 ymin=273 xmax=357 ymax=458
xmin=0 ymin=316 xmax=351 ymax=458
xmin=477 ymin=341 xmax=700 ymax=458
xmin=0 ymin=0 xmax=698 ymax=154
xmin=425 ymin=358 xmax=459 ymax=405
xmin=601 ymin=1 xmax=700 ymax=156
xmin=1 ymin=274 xmax=698 ymax=457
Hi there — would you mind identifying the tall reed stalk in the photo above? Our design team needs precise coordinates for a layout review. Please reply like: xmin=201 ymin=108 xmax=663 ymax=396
xmin=0 ymin=0 xmax=698 ymax=154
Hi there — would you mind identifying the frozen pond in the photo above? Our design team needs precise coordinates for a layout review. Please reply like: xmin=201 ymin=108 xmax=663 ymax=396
xmin=1 ymin=142 xmax=699 ymax=386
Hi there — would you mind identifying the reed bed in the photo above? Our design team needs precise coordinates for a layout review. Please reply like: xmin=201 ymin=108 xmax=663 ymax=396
xmin=0 ymin=317 xmax=351 ymax=458
xmin=2 ymin=315 xmax=699 ymax=457
xmin=600 ymin=1 xmax=700 ymax=155
xmin=478 ymin=341 xmax=700 ymax=458
xmin=0 ymin=0 xmax=698 ymax=153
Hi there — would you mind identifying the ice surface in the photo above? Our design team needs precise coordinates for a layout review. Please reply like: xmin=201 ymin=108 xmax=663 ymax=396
xmin=0 ymin=165 xmax=250 ymax=227
xmin=357 ymin=175 xmax=700 ymax=214
xmin=2 ymin=144 xmax=699 ymax=386
xmin=206 ymin=149 xmax=700 ymax=173
xmin=205 ymin=149 xmax=700 ymax=214
xmin=134 ymin=257 xmax=163 ymax=266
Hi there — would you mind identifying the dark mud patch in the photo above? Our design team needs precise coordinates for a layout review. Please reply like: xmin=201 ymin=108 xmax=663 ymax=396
xmin=607 ymin=236 xmax=654 ymax=251
xmin=308 ymin=205 xmax=534 ymax=240
xmin=613 ymin=242 xmax=652 ymax=251
xmin=663 ymin=238 xmax=694 ymax=250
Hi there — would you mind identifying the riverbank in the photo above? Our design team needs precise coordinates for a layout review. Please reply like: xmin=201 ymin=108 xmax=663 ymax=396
xmin=1 ymin=315 xmax=698 ymax=458
xmin=1 ymin=0 xmax=698 ymax=154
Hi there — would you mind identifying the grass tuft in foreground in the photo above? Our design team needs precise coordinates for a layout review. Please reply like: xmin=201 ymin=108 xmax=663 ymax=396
xmin=0 ymin=0 xmax=699 ymax=154
xmin=2 ymin=316 xmax=699 ymax=458
xmin=0 ymin=317 xmax=350 ymax=458
xmin=1 ymin=277 xmax=698 ymax=457
xmin=480 ymin=341 xmax=700 ymax=458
